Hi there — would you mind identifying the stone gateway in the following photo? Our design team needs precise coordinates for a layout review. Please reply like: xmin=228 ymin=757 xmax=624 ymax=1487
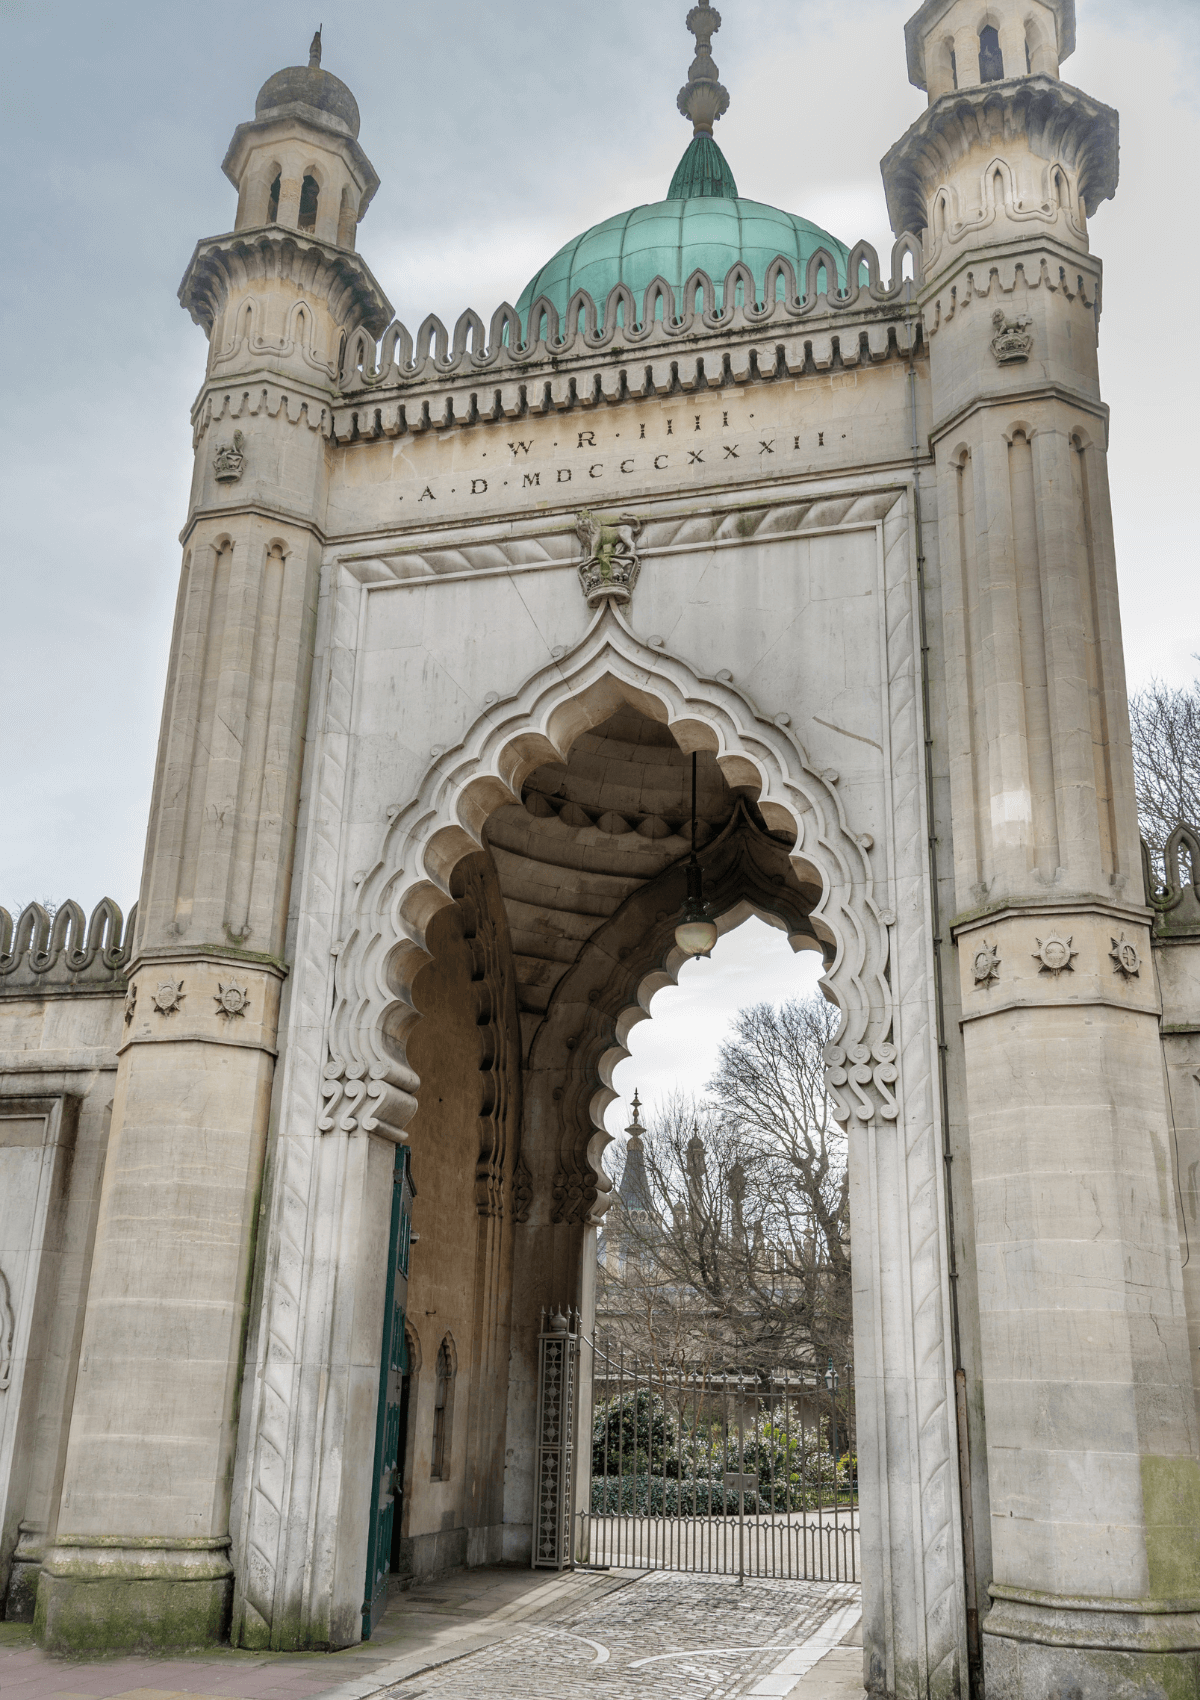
xmin=2 ymin=5 xmax=1199 ymax=1697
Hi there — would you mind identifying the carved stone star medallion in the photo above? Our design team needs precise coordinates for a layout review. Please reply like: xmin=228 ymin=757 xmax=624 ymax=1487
xmin=1109 ymin=933 xmax=1141 ymax=979
xmin=152 ymin=978 xmax=185 ymax=1014
xmin=214 ymin=980 xmax=250 ymax=1019
xmin=1032 ymin=933 xmax=1078 ymax=978
xmin=972 ymin=940 xmax=1001 ymax=987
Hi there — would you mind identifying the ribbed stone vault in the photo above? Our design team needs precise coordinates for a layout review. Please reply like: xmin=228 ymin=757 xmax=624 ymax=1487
xmin=483 ymin=702 xmax=798 ymax=1056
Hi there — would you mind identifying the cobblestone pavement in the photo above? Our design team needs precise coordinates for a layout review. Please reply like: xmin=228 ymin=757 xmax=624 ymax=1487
xmin=383 ymin=1572 xmax=861 ymax=1699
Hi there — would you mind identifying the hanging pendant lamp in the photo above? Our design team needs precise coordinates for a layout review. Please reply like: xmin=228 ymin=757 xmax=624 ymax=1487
xmin=675 ymin=751 xmax=719 ymax=958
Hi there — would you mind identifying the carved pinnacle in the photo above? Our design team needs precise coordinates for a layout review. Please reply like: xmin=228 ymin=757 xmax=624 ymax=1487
xmin=678 ymin=0 xmax=730 ymax=134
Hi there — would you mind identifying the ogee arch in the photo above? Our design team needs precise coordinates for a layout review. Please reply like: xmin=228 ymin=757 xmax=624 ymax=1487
xmin=320 ymin=603 xmax=897 ymax=1149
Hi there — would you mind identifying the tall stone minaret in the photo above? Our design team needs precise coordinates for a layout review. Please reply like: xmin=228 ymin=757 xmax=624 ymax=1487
xmin=35 ymin=38 xmax=390 ymax=1651
xmin=885 ymin=3 xmax=1200 ymax=1695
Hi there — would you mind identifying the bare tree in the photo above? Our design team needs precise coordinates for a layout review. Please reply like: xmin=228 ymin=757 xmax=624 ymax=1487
xmin=708 ymin=996 xmax=850 ymax=1368
xmin=1129 ymin=673 xmax=1200 ymax=857
xmin=598 ymin=994 xmax=849 ymax=1378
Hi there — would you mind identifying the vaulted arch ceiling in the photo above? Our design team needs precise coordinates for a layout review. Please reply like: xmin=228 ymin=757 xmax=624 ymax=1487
xmin=483 ymin=701 xmax=822 ymax=1060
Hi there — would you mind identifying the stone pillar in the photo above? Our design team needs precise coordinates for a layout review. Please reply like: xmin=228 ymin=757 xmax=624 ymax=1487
xmin=34 ymin=63 xmax=390 ymax=1651
xmin=886 ymin=7 xmax=1200 ymax=1692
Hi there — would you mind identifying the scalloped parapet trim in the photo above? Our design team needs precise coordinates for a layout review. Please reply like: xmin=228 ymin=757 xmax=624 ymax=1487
xmin=1144 ymin=824 xmax=1200 ymax=937
xmin=339 ymin=236 xmax=924 ymax=395
xmin=331 ymin=316 xmax=923 ymax=444
xmin=192 ymin=383 xmax=333 ymax=448
xmin=1 ymin=898 xmax=137 ymax=992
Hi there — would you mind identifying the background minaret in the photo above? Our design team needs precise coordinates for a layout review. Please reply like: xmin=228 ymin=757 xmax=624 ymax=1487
xmin=35 ymin=41 xmax=390 ymax=1651
xmin=884 ymin=3 xmax=1200 ymax=1695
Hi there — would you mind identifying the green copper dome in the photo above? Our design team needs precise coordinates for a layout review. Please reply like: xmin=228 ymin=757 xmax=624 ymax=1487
xmin=516 ymin=135 xmax=851 ymax=333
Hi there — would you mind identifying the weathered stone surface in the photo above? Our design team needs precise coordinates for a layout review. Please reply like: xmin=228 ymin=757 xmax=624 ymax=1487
xmin=1 ymin=7 xmax=1197 ymax=1698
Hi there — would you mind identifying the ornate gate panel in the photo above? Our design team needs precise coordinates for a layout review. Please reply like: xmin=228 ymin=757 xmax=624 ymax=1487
xmin=362 ymin=1147 xmax=414 ymax=1636
xmin=579 ymin=1337 xmax=858 ymax=1581
xmin=532 ymin=1309 xmax=578 ymax=1569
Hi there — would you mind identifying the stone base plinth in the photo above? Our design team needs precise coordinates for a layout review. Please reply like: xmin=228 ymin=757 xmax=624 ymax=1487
xmin=984 ymin=1585 xmax=1200 ymax=1699
xmin=4 ymin=1522 xmax=46 ymax=1622
xmin=396 ymin=1526 xmax=467 ymax=1583
xmin=34 ymin=1538 xmax=232 ymax=1652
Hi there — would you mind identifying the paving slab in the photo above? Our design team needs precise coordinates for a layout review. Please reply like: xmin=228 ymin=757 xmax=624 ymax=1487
xmin=368 ymin=1570 xmax=863 ymax=1699
xmin=0 ymin=1569 xmax=586 ymax=1700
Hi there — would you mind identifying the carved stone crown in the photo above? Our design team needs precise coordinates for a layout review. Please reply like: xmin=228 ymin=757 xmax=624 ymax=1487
xmin=575 ymin=511 xmax=644 ymax=609
xmin=214 ymin=430 xmax=246 ymax=482
xmin=991 ymin=309 xmax=1034 ymax=364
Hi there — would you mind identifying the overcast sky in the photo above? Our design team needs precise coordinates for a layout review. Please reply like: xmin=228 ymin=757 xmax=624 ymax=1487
xmin=2 ymin=0 xmax=1196 ymax=1108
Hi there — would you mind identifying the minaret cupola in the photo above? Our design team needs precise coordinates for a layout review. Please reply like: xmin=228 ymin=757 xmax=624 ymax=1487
xmin=223 ymin=29 xmax=380 ymax=250
xmin=904 ymin=0 xmax=1074 ymax=103
xmin=882 ymin=0 xmax=1116 ymax=267
xmin=179 ymin=30 xmax=391 ymax=378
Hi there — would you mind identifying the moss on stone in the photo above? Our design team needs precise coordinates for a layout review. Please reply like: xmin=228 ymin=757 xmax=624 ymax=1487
xmin=34 ymin=1575 xmax=231 ymax=1654
xmin=1142 ymin=1454 xmax=1200 ymax=1601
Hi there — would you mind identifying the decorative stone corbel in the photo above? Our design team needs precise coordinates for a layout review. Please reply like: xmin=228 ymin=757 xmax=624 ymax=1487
xmin=824 ymin=1036 xmax=900 ymax=1123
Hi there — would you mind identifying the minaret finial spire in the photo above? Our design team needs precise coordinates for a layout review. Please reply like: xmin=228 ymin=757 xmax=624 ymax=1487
xmin=677 ymin=3 xmax=730 ymax=137
xmin=308 ymin=25 xmax=323 ymax=69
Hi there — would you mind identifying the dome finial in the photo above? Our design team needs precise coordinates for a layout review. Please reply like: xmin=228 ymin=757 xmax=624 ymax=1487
xmin=677 ymin=2 xmax=730 ymax=137
xmin=308 ymin=25 xmax=323 ymax=69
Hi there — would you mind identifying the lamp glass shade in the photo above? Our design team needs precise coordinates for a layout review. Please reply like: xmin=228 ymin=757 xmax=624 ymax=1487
xmin=675 ymin=916 xmax=719 ymax=956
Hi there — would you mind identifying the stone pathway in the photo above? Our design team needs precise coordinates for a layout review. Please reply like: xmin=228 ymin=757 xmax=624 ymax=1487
xmin=0 ymin=1569 xmax=862 ymax=1700
xmin=373 ymin=1572 xmax=862 ymax=1699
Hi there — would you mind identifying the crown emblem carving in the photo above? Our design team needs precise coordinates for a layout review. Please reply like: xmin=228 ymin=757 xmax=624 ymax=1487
xmin=575 ymin=510 xmax=644 ymax=609
xmin=972 ymin=940 xmax=1000 ymax=987
xmin=151 ymin=978 xmax=185 ymax=1014
xmin=991 ymin=309 xmax=1034 ymax=364
xmin=1032 ymin=933 xmax=1077 ymax=977
xmin=1109 ymin=933 xmax=1141 ymax=979
xmin=214 ymin=430 xmax=246 ymax=483
xmin=215 ymin=980 xmax=250 ymax=1019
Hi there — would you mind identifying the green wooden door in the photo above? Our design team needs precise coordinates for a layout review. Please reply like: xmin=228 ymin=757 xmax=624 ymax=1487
xmin=362 ymin=1144 xmax=413 ymax=1639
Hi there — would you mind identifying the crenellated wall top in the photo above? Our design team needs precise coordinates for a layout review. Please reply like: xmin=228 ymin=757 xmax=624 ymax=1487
xmin=338 ymin=235 xmax=924 ymax=398
xmin=1 ymin=899 xmax=136 ymax=995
